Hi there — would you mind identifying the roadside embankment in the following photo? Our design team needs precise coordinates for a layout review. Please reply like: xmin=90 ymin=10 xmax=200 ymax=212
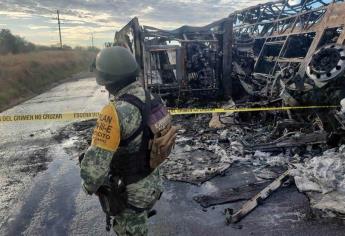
xmin=0 ymin=50 xmax=96 ymax=111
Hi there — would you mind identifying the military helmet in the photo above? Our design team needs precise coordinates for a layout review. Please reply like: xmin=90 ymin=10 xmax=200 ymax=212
xmin=95 ymin=46 xmax=139 ymax=86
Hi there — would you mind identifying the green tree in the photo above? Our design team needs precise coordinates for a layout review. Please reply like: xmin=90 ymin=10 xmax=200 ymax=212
xmin=0 ymin=29 xmax=36 ymax=54
xmin=0 ymin=29 xmax=17 ymax=54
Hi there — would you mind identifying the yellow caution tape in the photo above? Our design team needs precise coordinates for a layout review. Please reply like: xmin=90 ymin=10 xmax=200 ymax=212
xmin=168 ymin=105 xmax=339 ymax=115
xmin=0 ymin=112 xmax=99 ymax=122
xmin=0 ymin=105 xmax=339 ymax=123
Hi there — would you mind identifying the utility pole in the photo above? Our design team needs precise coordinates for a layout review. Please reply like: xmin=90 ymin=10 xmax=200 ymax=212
xmin=57 ymin=10 xmax=62 ymax=49
xmin=91 ymin=33 xmax=94 ymax=48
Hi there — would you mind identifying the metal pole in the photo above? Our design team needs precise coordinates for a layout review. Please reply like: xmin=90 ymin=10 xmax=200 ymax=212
xmin=57 ymin=10 xmax=62 ymax=49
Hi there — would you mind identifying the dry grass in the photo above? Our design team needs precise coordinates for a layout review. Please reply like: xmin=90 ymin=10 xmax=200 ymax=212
xmin=0 ymin=50 xmax=96 ymax=111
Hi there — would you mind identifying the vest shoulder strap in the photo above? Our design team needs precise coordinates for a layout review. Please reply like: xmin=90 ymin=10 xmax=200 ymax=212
xmin=117 ymin=91 xmax=153 ymax=147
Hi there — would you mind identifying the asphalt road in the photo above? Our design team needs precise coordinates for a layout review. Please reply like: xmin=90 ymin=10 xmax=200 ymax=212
xmin=0 ymin=77 xmax=108 ymax=235
xmin=1 ymin=77 xmax=345 ymax=236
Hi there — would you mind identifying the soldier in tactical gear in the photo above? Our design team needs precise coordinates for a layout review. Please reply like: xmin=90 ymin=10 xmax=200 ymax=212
xmin=80 ymin=46 xmax=177 ymax=235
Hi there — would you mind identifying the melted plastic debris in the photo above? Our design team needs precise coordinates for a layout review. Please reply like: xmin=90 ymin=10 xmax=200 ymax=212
xmin=161 ymin=145 xmax=232 ymax=185
xmin=291 ymin=146 xmax=345 ymax=218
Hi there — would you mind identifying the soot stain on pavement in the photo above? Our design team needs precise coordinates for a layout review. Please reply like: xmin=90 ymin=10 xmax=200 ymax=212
xmin=20 ymin=148 xmax=50 ymax=174
xmin=0 ymin=120 xmax=96 ymax=235
xmin=0 ymin=137 xmax=54 ymax=231
xmin=5 ymin=147 xmax=82 ymax=236
xmin=54 ymin=119 xmax=96 ymax=154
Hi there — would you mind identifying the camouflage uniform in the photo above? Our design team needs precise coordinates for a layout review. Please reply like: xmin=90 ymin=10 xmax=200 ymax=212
xmin=81 ymin=81 xmax=163 ymax=236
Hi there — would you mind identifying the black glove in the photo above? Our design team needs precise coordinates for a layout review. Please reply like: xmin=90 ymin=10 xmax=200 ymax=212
xmin=78 ymin=153 xmax=85 ymax=165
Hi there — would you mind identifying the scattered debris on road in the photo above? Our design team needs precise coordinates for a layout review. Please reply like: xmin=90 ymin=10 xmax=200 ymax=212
xmin=194 ymin=181 xmax=270 ymax=208
xmin=291 ymin=146 xmax=345 ymax=219
xmin=226 ymin=170 xmax=290 ymax=224
xmin=112 ymin=0 xmax=345 ymax=226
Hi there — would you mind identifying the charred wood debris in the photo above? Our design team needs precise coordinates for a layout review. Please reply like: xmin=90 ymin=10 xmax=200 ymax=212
xmin=114 ymin=0 xmax=345 ymax=224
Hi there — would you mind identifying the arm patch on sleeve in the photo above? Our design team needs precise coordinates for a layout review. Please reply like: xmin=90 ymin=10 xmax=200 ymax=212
xmin=91 ymin=103 xmax=121 ymax=152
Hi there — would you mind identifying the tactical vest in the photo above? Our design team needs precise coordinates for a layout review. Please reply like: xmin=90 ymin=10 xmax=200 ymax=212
xmin=110 ymin=90 xmax=177 ymax=185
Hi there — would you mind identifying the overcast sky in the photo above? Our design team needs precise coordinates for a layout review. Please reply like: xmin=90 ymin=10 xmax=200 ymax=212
xmin=0 ymin=0 xmax=268 ymax=48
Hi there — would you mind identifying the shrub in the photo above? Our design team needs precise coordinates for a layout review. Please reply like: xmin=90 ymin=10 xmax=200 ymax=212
xmin=0 ymin=29 xmax=36 ymax=54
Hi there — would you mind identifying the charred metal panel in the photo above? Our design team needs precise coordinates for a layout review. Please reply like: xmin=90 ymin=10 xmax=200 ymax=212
xmin=114 ymin=0 xmax=345 ymax=100
xmin=176 ymin=47 xmax=186 ymax=82
xmin=115 ymin=14 xmax=229 ymax=98
xmin=337 ymin=30 xmax=345 ymax=45
xmin=222 ymin=18 xmax=234 ymax=99
xmin=115 ymin=17 xmax=145 ymax=85
xmin=231 ymin=1 xmax=345 ymax=80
